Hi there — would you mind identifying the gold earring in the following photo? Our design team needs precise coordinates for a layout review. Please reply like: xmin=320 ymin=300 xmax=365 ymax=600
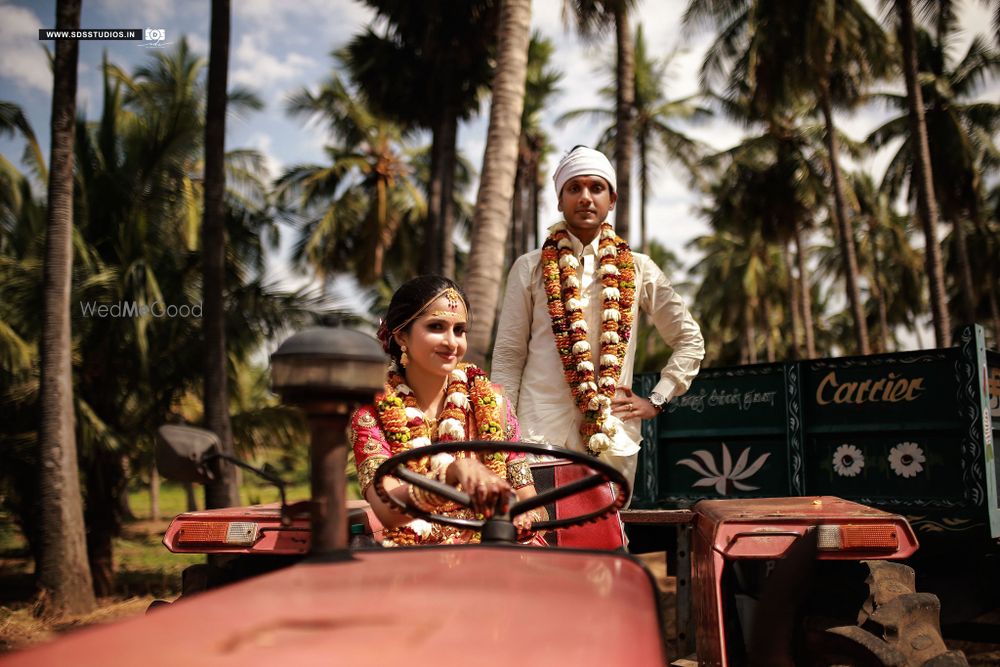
xmin=400 ymin=345 xmax=409 ymax=368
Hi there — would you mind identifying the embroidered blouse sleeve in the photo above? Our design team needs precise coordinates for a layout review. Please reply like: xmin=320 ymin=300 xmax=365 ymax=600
xmin=350 ymin=406 xmax=390 ymax=496
xmin=497 ymin=390 xmax=532 ymax=489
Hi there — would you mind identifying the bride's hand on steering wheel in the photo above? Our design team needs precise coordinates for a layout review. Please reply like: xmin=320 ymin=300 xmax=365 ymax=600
xmin=446 ymin=459 xmax=511 ymax=518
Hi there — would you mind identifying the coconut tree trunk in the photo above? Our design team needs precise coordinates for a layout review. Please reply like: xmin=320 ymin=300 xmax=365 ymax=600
xmin=510 ymin=159 xmax=524 ymax=263
xmin=950 ymin=217 xmax=977 ymax=325
xmin=464 ymin=0 xmax=532 ymax=366
xmin=793 ymin=224 xmax=816 ymax=358
xmin=528 ymin=152 xmax=540 ymax=250
xmin=783 ymin=241 xmax=802 ymax=359
xmin=425 ymin=127 xmax=445 ymax=274
xmin=866 ymin=218 xmax=891 ymax=352
xmin=613 ymin=3 xmax=634 ymax=242
xmin=819 ymin=70 xmax=870 ymax=355
xmin=762 ymin=297 xmax=776 ymax=362
xmin=202 ymin=0 xmax=239 ymax=509
xmin=184 ymin=482 xmax=199 ymax=511
xmin=37 ymin=0 xmax=96 ymax=616
xmin=742 ymin=299 xmax=758 ymax=364
xmin=150 ymin=465 xmax=160 ymax=520
xmin=440 ymin=110 xmax=459 ymax=280
xmin=84 ymin=450 xmax=125 ymax=597
xmin=639 ymin=132 xmax=649 ymax=253
xmin=898 ymin=0 xmax=951 ymax=346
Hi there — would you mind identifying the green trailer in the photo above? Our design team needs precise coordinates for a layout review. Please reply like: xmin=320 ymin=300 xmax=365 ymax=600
xmin=632 ymin=324 xmax=999 ymax=627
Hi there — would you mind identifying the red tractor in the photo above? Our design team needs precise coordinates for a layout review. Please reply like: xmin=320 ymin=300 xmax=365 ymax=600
xmin=3 ymin=435 xmax=966 ymax=666
xmin=0 ymin=326 xmax=968 ymax=667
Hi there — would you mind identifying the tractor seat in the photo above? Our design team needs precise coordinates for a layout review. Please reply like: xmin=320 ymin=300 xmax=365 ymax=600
xmin=528 ymin=459 xmax=626 ymax=551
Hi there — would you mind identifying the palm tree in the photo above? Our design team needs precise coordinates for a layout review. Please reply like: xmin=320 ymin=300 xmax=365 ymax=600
xmin=559 ymin=25 xmax=709 ymax=253
xmin=883 ymin=0 xmax=951 ymax=346
xmin=847 ymin=171 xmax=927 ymax=350
xmin=511 ymin=33 xmax=562 ymax=259
xmin=464 ymin=0 xmax=532 ymax=366
xmin=563 ymin=0 xmax=640 ymax=242
xmin=868 ymin=23 xmax=1000 ymax=330
xmin=36 ymin=0 xmax=96 ymax=614
xmin=685 ymin=0 xmax=893 ymax=355
xmin=278 ymin=64 xmax=425 ymax=288
xmin=201 ymin=0 xmax=239 ymax=510
xmin=344 ymin=1 xmax=500 ymax=279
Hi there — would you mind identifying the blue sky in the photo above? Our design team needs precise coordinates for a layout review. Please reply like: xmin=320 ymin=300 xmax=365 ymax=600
xmin=1 ymin=0 xmax=996 ymax=297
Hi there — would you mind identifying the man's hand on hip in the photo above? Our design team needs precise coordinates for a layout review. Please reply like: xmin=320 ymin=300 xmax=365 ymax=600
xmin=611 ymin=387 xmax=658 ymax=421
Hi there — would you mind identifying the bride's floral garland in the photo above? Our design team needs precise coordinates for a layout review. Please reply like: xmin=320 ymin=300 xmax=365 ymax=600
xmin=542 ymin=221 xmax=635 ymax=454
xmin=376 ymin=362 xmax=506 ymax=480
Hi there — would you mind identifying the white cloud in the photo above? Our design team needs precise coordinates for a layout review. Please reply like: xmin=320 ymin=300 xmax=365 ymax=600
xmin=0 ymin=5 xmax=51 ymax=94
xmin=230 ymin=33 xmax=316 ymax=89
xmin=247 ymin=132 xmax=282 ymax=180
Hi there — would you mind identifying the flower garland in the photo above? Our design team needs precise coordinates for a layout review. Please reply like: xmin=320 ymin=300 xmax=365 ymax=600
xmin=375 ymin=362 xmax=506 ymax=483
xmin=541 ymin=221 xmax=635 ymax=454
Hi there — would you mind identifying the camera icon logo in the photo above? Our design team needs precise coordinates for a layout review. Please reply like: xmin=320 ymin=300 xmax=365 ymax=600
xmin=144 ymin=28 xmax=166 ymax=43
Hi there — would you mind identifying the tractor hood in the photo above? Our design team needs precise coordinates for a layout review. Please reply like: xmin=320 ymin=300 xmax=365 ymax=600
xmin=2 ymin=546 xmax=665 ymax=666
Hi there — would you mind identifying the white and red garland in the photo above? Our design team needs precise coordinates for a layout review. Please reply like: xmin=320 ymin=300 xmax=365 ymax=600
xmin=541 ymin=221 xmax=636 ymax=454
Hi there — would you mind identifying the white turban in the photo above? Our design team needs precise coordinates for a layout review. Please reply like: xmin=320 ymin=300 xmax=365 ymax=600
xmin=552 ymin=146 xmax=617 ymax=197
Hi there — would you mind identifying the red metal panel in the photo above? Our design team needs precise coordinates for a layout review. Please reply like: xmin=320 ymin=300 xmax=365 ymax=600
xmin=1 ymin=547 xmax=665 ymax=667
xmin=695 ymin=496 xmax=919 ymax=560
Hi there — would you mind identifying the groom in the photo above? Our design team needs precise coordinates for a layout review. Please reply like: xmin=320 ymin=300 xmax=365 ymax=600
xmin=491 ymin=145 xmax=704 ymax=494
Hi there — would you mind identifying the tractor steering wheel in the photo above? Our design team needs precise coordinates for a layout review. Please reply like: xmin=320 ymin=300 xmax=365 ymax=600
xmin=372 ymin=440 xmax=628 ymax=540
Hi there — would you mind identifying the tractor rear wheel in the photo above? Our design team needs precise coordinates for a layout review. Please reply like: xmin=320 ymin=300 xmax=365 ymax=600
xmin=803 ymin=561 xmax=968 ymax=667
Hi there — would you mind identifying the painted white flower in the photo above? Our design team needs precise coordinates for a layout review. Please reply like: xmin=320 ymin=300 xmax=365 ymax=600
xmin=601 ymin=331 xmax=620 ymax=345
xmin=405 ymin=406 xmax=424 ymax=421
xmin=565 ymin=274 xmax=581 ymax=289
xmin=450 ymin=368 xmax=467 ymax=383
xmin=676 ymin=443 xmax=771 ymax=495
xmin=572 ymin=341 xmax=591 ymax=354
xmin=570 ymin=319 xmax=587 ymax=331
xmin=578 ymin=381 xmax=598 ymax=394
xmin=599 ymin=245 xmax=618 ymax=258
xmin=599 ymin=264 xmax=620 ymax=277
xmin=410 ymin=436 xmax=432 ymax=448
xmin=567 ymin=298 xmax=584 ymax=311
xmin=888 ymin=441 xmax=925 ymax=478
xmin=437 ymin=419 xmax=465 ymax=439
xmin=600 ymin=227 xmax=615 ymax=240
xmin=832 ymin=444 xmax=865 ymax=477
xmin=600 ymin=354 xmax=620 ymax=367
xmin=603 ymin=308 xmax=621 ymax=322
xmin=577 ymin=360 xmax=595 ymax=372
xmin=602 ymin=287 xmax=621 ymax=300
xmin=599 ymin=376 xmax=617 ymax=388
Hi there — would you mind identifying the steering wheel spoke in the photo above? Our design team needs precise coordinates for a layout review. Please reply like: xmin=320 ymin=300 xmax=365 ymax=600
xmin=372 ymin=441 xmax=630 ymax=542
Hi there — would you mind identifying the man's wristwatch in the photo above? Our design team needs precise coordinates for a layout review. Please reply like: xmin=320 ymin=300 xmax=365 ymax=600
xmin=648 ymin=392 xmax=667 ymax=413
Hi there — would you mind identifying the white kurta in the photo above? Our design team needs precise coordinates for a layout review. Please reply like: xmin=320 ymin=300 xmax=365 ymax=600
xmin=491 ymin=228 xmax=705 ymax=490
